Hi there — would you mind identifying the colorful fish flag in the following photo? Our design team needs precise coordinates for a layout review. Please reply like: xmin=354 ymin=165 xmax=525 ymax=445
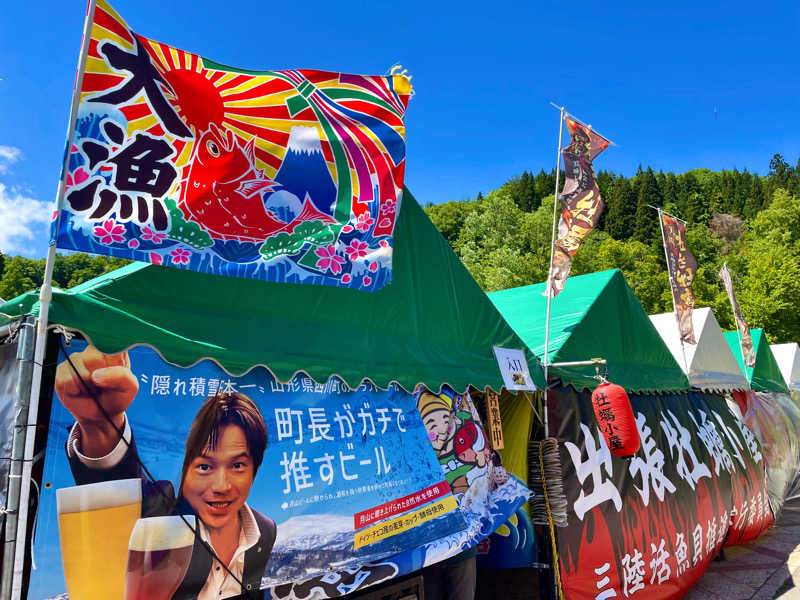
xmin=719 ymin=263 xmax=756 ymax=367
xmin=660 ymin=211 xmax=698 ymax=344
xmin=546 ymin=118 xmax=610 ymax=298
xmin=52 ymin=0 xmax=411 ymax=290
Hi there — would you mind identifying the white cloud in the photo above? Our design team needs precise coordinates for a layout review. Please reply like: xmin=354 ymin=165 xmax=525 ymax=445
xmin=0 ymin=183 xmax=52 ymax=255
xmin=0 ymin=145 xmax=22 ymax=174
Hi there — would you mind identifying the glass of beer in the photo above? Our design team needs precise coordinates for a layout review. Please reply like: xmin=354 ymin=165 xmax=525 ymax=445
xmin=125 ymin=515 xmax=196 ymax=600
xmin=57 ymin=478 xmax=142 ymax=600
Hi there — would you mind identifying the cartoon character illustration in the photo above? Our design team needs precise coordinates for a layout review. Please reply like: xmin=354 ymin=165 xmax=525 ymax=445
xmin=454 ymin=420 xmax=492 ymax=469
xmin=416 ymin=388 xmax=508 ymax=501
xmin=179 ymin=124 xmax=336 ymax=242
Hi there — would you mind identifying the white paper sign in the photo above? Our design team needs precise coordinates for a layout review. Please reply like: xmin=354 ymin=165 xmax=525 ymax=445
xmin=493 ymin=347 xmax=537 ymax=391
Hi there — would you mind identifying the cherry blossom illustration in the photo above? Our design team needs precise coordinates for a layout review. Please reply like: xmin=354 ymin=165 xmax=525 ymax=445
xmin=355 ymin=212 xmax=375 ymax=233
xmin=345 ymin=240 xmax=369 ymax=261
xmin=315 ymin=245 xmax=346 ymax=275
xmin=170 ymin=247 xmax=192 ymax=265
xmin=93 ymin=219 xmax=126 ymax=245
xmin=141 ymin=226 xmax=166 ymax=244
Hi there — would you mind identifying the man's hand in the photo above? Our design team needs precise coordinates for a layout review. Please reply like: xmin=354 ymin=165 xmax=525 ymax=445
xmin=55 ymin=346 xmax=138 ymax=458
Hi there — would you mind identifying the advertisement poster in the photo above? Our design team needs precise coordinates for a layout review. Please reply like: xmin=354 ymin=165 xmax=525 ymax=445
xmin=550 ymin=388 xmax=770 ymax=600
xmin=32 ymin=341 xmax=529 ymax=600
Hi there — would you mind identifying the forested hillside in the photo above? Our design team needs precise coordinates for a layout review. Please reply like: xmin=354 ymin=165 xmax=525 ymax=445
xmin=424 ymin=154 xmax=800 ymax=343
xmin=0 ymin=253 xmax=130 ymax=307
xmin=2 ymin=154 xmax=799 ymax=343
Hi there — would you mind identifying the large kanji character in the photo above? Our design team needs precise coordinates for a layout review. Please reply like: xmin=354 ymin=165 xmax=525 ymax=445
xmin=629 ymin=413 xmax=676 ymax=506
xmin=660 ymin=410 xmax=711 ymax=490
xmin=108 ymin=132 xmax=177 ymax=197
xmin=621 ymin=548 xmax=646 ymax=597
xmin=90 ymin=38 xmax=192 ymax=138
xmin=565 ymin=423 xmax=623 ymax=520
xmin=66 ymin=123 xmax=174 ymax=230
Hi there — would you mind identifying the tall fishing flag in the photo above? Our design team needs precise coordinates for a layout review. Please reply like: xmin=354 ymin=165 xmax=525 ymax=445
xmin=659 ymin=211 xmax=698 ymax=344
xmin=719 ymin=263 xmax=756 ymax=367
xmin=52 ymin=0 xmax=411 ymax=290
xmin=546 ymin=117 xmax=610 ymax=297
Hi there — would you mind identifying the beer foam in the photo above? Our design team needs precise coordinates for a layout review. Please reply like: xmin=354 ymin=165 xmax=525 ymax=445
xmin=56 ymin=478 xmax=142 ymax=514
xmin=128 ymin=516 xmax=196 ymax=551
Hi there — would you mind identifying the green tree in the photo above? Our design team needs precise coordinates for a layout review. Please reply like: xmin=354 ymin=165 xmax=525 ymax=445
xmin=633 ymin=167 xmax=663 ymax=247
xmin=0 ymin=257 xmax=44 ymax=302
xmin=423 ymin=200 xmax=476 ymax=250
xmin=0 ymin=253 xmax=131 ymax=301
xmin=605 ymin=177 xmax=637 ymax=239
xmin=571 ymin=235 xmax=671 ymax=313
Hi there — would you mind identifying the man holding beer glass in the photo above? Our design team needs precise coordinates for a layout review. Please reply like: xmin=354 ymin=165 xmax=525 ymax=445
xmin=55 ymin=345 xmax=277 ymax=600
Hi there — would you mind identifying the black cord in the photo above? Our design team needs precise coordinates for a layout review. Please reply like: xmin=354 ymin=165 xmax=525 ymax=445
xmin=57 ymin=340 xmax=246 ymax=592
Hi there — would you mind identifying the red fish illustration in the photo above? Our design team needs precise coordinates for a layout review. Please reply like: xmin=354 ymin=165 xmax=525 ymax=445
xmin=179 ymin=124 xmax=337 ymax=242
xmin=454 ymin=421 xmax=491 ymax=468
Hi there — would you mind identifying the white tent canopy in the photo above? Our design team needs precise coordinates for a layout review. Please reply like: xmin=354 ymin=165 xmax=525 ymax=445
xmin=770 ymin=343 xmax=800 ymax=391
xmin=649 ymin=307 xmax=748 ymax=391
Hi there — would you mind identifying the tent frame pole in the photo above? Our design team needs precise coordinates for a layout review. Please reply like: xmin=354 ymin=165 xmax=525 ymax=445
xmin=10 ymin=2 xmax=97 ymax=598
xmin=655 ymin=207 xmax=691 ymax=376
xmin=543 ymin=105 xmax=565 ymax=438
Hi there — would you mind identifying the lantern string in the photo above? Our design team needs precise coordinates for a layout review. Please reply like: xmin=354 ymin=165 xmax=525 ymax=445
xmin=593 ymin=360 xmax=609 ymax=384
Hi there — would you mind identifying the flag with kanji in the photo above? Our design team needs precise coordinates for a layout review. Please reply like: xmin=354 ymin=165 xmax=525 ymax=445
xmin=546 ymin=118 xmax=610 ymax=298
xmin=53 ymin=0 xmax=411 ymax=290
xmin=719 ymin=263 xmax=755 ymax=366
xmin=661 ymin=212 xmax=698 ymax=344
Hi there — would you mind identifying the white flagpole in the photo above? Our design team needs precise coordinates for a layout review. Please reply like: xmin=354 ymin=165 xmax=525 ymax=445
xmin=543 ymin=105 xmax=565 ymax=438
xmin=655 ymin=207 xmax=691 ymax=376
xmin=11 ymin=2 xmax=97 ymax=598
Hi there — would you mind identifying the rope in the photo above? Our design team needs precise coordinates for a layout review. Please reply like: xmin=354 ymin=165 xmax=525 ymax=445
xmin=539 ymin=440 xmax=564 ymax=600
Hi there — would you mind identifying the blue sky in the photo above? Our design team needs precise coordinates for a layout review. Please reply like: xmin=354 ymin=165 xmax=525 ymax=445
xmin=1 ymin=0 xmax=799 ymax=258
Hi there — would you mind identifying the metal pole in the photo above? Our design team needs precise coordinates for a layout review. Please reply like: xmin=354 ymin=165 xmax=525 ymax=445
xmin=11 ymin=2 xmax=97 ymax=597
xmin=655 ymin=207 xmax=691 ymax=376
xmin=1 ymin=319 xmax=34 ymax=600
xmin=549 ymin=359 xmax=607 ymax=368
xmin=543 ymin=106 xmax=565 ymax=439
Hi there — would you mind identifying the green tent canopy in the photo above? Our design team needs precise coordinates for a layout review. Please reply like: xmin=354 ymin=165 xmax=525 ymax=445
xmin=724 ymin=328 xmax=789 ymax=393
xmin=488 ymin=269 xmax=689 ymax=393
xmin=0 ymin=191 xmax=545 ymax=393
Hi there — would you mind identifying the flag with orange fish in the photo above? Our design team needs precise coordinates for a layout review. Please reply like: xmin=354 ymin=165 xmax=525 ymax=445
xmin=52 ymin=0 xmax=411 ymax=290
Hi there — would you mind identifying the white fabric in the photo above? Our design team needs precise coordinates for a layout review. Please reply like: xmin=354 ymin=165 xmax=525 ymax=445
xmin=198 ymin=504 xmax=260 ymax=600
xmin=649 ymin=307 xmax=748 ymax=391
xmin=68 ymin=415 xmax=132 ymax=469
xmin=770 ymin=343 xmax=800 ymax=390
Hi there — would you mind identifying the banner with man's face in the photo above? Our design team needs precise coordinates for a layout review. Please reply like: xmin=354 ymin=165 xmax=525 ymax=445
xmin=31 ymin=341 xmax=529 ymax=600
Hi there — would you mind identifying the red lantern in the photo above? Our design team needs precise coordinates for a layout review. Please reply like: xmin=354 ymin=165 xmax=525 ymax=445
xmin=591 ymin=382 xmax=640 ymax=458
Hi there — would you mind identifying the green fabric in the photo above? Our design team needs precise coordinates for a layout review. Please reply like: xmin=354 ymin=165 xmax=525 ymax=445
xmin=724 ymin=329 xmax=789 ymax=393
xmin=488 ymin=269 xmax=689 ymax=392
xmin=0 ymin=191 xmax=545 ymax=393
